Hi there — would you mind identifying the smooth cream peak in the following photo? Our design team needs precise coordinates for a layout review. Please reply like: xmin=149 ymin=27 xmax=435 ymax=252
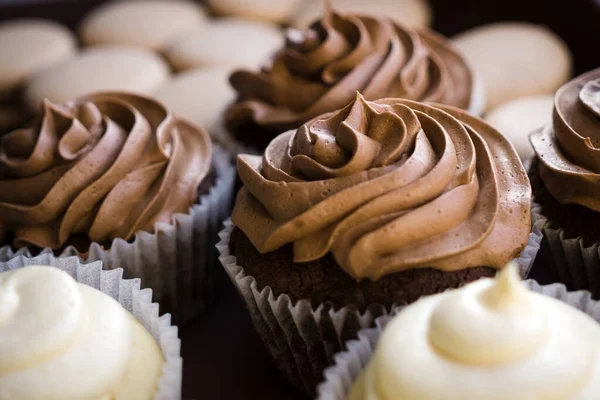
xmin=429 ymin=263 xmax=547 ymax=366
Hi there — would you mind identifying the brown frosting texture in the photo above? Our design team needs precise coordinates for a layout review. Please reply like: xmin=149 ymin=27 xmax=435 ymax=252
xmin=0 ymin=92 xmax=212 ymax=249
xmin=232 ymin=95 xmax=530 ymax=280
xmin=226 ymin=9 xmax=474 ymax=147
xmin=530 ymin=68 xmax=600 ymax=211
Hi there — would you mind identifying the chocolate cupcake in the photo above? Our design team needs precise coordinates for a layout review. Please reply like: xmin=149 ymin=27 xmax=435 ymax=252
xmin=529 ymin=68 xmax=600 ymax=296
xmin=0 ymin=92 xmax=236 ymax=324
xmin=318 ymin=264 xmax=600 ymax=400
xmin=218 ymin=94 xmax=537 ymax=393
xmin=224 ymin=7 xmax=483 ymax=151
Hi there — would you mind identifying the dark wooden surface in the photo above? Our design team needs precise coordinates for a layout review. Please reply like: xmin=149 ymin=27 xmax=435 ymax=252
xmin=1 ymin=1 xmax=599 ymax=399
xmin=181 ymin=273 xmax=308 ymax=400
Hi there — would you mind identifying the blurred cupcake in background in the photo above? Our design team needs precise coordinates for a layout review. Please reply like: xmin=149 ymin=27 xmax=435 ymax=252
xmin=0 ymin=91 xmax=236 ymax=324
xmin=452 ymin=22 xmax=572 ymax=163
xmin=291 ymin=0 xmax=432 ymax=30
xmin=529 ymin=68 xmax=600 ymax=298
xmin=0 ymin=19 xmax=76 ymax=133
xmin=224 ymin=5 xmax=483 ymax=151
xmin=79 ymin=0 xmax=207 ymax=51
xmin=218 ymin=94 xmax=538 ymax=393
xmin=24 ymin=46 xmax=170 ymax=112
xmin=0 ymin=258 xmax=182 ymax=399
xmin=318 ymin=264 xmax=600 ymax=400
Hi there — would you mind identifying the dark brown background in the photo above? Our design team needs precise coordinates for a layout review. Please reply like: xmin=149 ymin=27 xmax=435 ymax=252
xmin=1 ymin=1 xmax=598 ymax=398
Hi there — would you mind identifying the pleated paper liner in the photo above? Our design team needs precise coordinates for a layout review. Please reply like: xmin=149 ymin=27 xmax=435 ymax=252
xmin=0 ymin=146 xmax=236 ymax=325
xmin=217 ymin=218 xmax=542 ymax=395
xmin=0 ymin=254 xmax=183 ymax=400
xmin=316 ymin=280 xmax=600 ymax=399
xmin=529 ymin=159 xmax=600 ymax=298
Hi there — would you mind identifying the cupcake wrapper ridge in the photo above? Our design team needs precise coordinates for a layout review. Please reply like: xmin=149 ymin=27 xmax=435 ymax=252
xmin=0 ymin=146 xmax=236 ymax=325
xmin=0 ymin=254 xmax=183 ymax=400
xmin=530 ymin=199 xmax=600 ymax=295
xmin=217 ymin=218 xmax=542 ymax=395
xmin=316 ymin=280 xmax=600 ymax=400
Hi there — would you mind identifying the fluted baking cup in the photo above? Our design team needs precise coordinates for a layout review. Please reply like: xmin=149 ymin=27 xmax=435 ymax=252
xmin=0 ymin=146 xmax=236 ymax=325
xmin=217 ymin=218 xmax=542 ymax=395
xmin=0 ymin=254 xmax=182 ymax=400
xmin=530 ymin=198 xmax=600 ymax=295
xmin=316 ymin=280 xmax=600 ymax=400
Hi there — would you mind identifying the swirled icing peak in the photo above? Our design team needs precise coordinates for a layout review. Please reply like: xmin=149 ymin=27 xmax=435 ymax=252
xmin=0 ymin=266 xmax=163 ymax=399
xmin=0 ymin=92 xmax=212 ymax=249
xmin=225 ymin=7 xmax=475 ymax=148
xmin=530 ymin=68 xmax=600 ymax=211
xmin=348 ymin=263 xmax=600 ymax=400
xmin=232 ymin=94 xmax=530 ymax=280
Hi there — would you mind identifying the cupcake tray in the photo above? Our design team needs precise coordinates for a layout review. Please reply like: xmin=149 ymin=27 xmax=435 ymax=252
xmin=2 ymin=0 xmax=599 ymax=398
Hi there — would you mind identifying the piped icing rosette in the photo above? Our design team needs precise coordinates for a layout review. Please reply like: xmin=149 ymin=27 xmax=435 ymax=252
xmin=0 ymin=266 xmax=163 ymax=399
xmin=530 ymin=68 xmax=600 ymax=211
xmin=348 ymin=264 xmax=600 ymax=399
xmin=232 ymin=94 xmax=530 ymax=280
xmin=226 ymin=8 xmax=476 ymax=144
xmin=0 ymin=92 xmax=212 ymax=249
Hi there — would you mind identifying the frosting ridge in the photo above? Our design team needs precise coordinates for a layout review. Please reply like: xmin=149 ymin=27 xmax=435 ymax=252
xmin=349 ymin=263 xmax=600 ymax=400
xmin=530 ymin=68 xmax=600 ymax=211
xmin=232 ymin=95 xmax=530 ymax=280
xmin=0 ymin=92 xmax=212 ymax=249
xmin=226 ymin=9 xmax=475 ymax=146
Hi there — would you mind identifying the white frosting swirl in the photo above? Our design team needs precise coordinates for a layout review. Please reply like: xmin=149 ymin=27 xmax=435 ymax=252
xmin=349 ymin=264 xmax=600 ymax=400
xmin=0 ymin=266 xmax=163 ymax=400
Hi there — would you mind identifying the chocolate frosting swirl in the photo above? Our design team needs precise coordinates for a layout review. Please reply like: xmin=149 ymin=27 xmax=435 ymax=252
xmin=0 ymin=92 xmax=211 ymax=249
xmin=232 ymin=95 xmax=530 ymax=280
xmin=530 ymin=68 xmax=600 ymax=211
xmin=226 ymin=9 xmax=475 ymax=148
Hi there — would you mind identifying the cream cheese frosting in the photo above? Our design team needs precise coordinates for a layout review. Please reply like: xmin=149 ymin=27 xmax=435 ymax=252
xmin=530 ymin=68 xmax=600 ymax=211
xmin=0 ymin=92 xmax=212 ymax=249
xmin=226 ymin=8 xmax=475 ymax=145
xmin=348 ymin=263 xmax=600 ymax=400
xmin=232 ymin=95 xmax=530 ymax=280
xmin=0 ymin=266 xmax=163 ymax=400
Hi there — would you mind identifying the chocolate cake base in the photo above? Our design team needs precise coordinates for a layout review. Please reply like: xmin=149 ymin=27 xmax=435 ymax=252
xmin=230 ymin=227 xmax=496 ymax=311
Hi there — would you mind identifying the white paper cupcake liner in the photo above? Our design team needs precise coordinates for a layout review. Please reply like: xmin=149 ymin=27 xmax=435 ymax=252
xmin=316 ymin=280 xmax=600 ymax=400
xmin=0 ymin=146 xmax=236 ymax=325
xmin=217 ymin=218 xmax=542 ymax=394
xmin=0 ymin=254 xmax=182 ymax=400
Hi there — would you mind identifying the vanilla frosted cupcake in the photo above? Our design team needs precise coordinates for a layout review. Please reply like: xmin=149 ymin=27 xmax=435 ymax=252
xmin=0 ymin=265 xmax=166 ymax=399
xmin=0 ymin=92 xmax=236 ymax=323
xmin=225 ymin=7 xmax=482 ymax=150
xmin=319 ymin=264 xmax=600 ymax=399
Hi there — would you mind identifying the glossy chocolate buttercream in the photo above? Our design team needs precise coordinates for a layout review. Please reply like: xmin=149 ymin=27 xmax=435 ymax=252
xmin=531 ymin=68 xmax=600 ymax=211
xmin=0 ymin=92 xmax=211 ymax=249
xmin=232 ymin=95 xmax=530 ymax=280
xmin=226 ymin=8 xmax=475 ymax=144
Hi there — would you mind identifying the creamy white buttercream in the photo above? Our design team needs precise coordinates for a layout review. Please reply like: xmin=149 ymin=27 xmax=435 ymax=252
xmin=0 ymin=266 xmax=163 ymax=400
xmin=349 ymin=263 xmax=600 ymax=400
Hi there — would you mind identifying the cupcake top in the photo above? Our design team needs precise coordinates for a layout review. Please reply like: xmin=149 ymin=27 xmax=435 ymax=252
xmin=530 ymin=68 xmax=600 ymax=211
xmin=0 ymin=92 xmax=212 ymax=249
xmin=0 ymin=265 xmax=164 ymax=399
xmin=348 ymin=264 xmax=600 ymax=399
xmin=225 ymin=8 xmax=476 ymax=147
xmin=232 ymin=94 xmax=530 ymax=280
